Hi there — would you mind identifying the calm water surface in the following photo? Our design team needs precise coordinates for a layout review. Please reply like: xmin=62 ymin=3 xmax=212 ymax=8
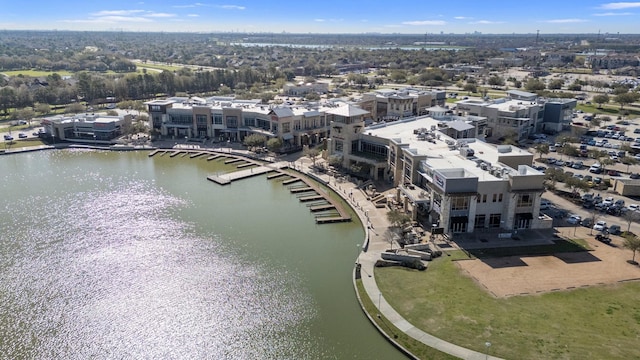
xmin=0 ymin=150 xmax=403 ymax=359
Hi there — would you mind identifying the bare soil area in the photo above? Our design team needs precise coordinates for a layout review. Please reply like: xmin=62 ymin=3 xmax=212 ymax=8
xmin=456 ymin=226 xmax=640 ymax=297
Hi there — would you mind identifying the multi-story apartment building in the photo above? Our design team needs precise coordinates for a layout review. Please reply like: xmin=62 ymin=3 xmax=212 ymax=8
xmin=332 ymin=115 xmax=551 ymax=234
xmin=146 ymin=96 xmax=333 ymax=148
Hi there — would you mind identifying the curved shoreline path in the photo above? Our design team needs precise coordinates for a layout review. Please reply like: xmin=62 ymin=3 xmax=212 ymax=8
xmin=292 ymin=159 xmax=503 ymax=360
xmin=4 ymin=142 xmax=499 ymax=359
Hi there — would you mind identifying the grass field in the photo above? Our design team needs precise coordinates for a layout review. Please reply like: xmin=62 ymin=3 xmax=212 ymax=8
xmin=355 ymin=280 xmax=457 ymax=360
xmin=135 ymin=63 xmax=183 ymax=72
xmin=1 ymin=69 xmax=74 ymax=77
xmin=1 ymin=139 xmax=46 ymax=150
xmin=376 ymin=250 xmax=640 ymax=359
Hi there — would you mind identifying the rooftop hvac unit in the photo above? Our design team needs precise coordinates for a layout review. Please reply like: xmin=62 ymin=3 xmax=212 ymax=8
xmin=480 ymin=163 xmax=488 ymax=170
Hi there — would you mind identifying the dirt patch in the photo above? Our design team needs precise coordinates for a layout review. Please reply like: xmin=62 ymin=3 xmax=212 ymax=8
xmin=456 ymin=227 xmax=640 ymax=297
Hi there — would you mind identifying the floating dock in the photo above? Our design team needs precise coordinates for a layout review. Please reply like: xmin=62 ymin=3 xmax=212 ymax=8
xmin=207 ymin=154 xmax=223 ymax=161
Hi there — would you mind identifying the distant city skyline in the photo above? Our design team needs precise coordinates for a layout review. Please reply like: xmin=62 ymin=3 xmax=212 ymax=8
xmin=2 ymin=1 xmax=640 ymax=34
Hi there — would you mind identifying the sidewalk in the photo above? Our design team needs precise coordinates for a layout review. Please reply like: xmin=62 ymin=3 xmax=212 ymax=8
xmin=294 ymin=157 xmax=502 ymax=360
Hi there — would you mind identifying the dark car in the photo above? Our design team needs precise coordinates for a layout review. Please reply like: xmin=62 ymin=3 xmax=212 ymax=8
xmin=581 ymin=218 xmax=593 ymax=227
xmin=608 ymin=170 xmax=620 ymax=176
xmin=631 ymin=173 xmax=640 ymax=179
xmin=596 ymin=234 xmax=611 ymax=244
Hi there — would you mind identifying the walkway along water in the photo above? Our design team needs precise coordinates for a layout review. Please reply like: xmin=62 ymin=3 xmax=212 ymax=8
xmin=149 ymin=146 xmax=501 ymax=359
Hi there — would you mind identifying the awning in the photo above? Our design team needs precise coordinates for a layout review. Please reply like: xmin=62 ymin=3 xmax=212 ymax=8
xmin=516 ymin=213 xmax=533 ymax=220
xmin=282 ymin=133 xmax=294 ymax=140
xmin=450 ymin=216 xmax=468 ymax=223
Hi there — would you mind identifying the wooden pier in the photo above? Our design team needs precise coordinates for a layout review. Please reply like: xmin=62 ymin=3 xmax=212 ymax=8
xmin=309 ymin=204 xmax=336 ymax=212
xmin=207 ymin=154 xmax=223 ymax=161
xmin=169 ymin=151 xmax=181 ymax=157
xmin=190 ymin=152 xmax=205 ymax=158
xmin=224 ymin=158 xmax=243 ymax=164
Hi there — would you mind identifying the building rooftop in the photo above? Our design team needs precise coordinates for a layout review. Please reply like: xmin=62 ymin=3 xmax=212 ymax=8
xmin=365 ymin=116 xmax=537 ymax=182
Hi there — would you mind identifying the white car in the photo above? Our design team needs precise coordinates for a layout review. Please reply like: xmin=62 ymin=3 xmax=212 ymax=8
xmin=628 ymin=204 xmax=639 ymax=212
xmin=593 ymin=221 xmax=607 ymax=232
xmin=567 ymin=215 xmax=582 ymax=225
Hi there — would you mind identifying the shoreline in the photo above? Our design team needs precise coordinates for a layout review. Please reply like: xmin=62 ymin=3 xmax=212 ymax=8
xmin=0 ymin=142 xmax=490 ymax=359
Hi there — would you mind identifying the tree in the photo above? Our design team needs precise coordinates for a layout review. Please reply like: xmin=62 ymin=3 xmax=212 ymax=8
xmin=243 ymin=133 xmax=267 ymax=151
xmin=622 ymin=235 xmax=640 ymax=264
xmin=615 ymin=92 xmax=639 ymax=110
xmin=589 ymin=117 xmax=601 ymax=129
xmin=621 ymin=156 xmax=639 ymax=173
xmin=35 ymin=103 xmax=51 ymax=117
xmin=15 ymin=107 xmax=35 ymax=126
xmin=463 ymin=83 xmax=477 ymax=94
xmin=65 ymin=102 xmax=85 ymax=114
xmin=266 ymin=137 xmax=283 ymax=153
xmin=592 ymin=94 xmax=610 ymax=109
xmin=548 ymin=79 xmax=564 ymax=90
xmin=525 ymin=78 xmax=546 ymax=92
xmin=535 ymin=143 xmax=549 ymax=160
xmin=564 ymin=177 xmax=588 ymax=198
xmin=387 ymin=208 xmax=411 ymax=230
xmin=600 ymin=157 xmax=615 ymax=173
xmin=487 ymin=75 xmax=504 ymax=87
xmin=622 ymin=211 xmax=640 ymax=234
xmin=303 ymin=146 xmax=321 ymax=167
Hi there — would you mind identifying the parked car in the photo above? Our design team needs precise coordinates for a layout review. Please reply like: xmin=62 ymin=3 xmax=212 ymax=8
xmin=608 ymin=170 xmax=620 ymax=176
xmin=593 ymin=220 xmax=607 ymax=232
xmin=18 ymin=133 xmax=27 ymax=139
xmin=581 ymin=218 xmax=593 ymax=227
xmin=540 ymin=199 xmax=552 ymax=210
xmin=608 ymin=225 xmax=622 ymax=235
xmin=630 ymin=173 xmax=640 ymax=179
xmin=567 ymin=214 xmax=582 ymax=225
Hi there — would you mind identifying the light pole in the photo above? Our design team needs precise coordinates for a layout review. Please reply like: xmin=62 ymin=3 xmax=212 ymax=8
xmin=485 ymin=341 xmax=491 ymax=360
xmin=356 ymin=243 xmax=360 ymax=265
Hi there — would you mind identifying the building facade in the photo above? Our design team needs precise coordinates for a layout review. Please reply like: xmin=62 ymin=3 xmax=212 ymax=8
xmin=330 ymin=114 xmax=551 ymax=234
xmin=41 ymin=113 xmax=132 ymax=143
xmin=146 ymin=96 xmax=333 ymax=148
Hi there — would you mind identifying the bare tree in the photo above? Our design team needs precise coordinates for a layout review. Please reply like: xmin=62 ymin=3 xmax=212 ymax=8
xmin=622 ymin=235 xmax=640 ymax=265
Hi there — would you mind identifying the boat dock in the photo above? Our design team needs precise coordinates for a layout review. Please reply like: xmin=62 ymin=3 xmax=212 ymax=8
xmin=148 ymin=147 xmax=350 ymax=224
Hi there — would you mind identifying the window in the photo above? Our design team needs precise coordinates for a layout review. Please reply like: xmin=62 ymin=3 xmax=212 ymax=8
xmin=150 ymin=105 xmax=161 ymax=112
xmin=498 ymin=193 xmax=503 ymax=202
xmin=451 ymin=197 xmax=469 ymax=211
xmin=477 ymin=194 xmax=481 ymax=203
xmin=517 ymin=194 xmax=533 ymax=207
xmin=245 ymin=117 xmax=256 ymax=127
xmin=226 ymin=116 xmax=238 ymax=128
xmin=334 ymin=140 xmax=343 ymax=152
xmin=213 ymin=114 xmax=223 ymax=125
xmin=489 ymin=214 xmax=501 ymax=228
xmin=196 ymin=114 xmax=207 ymax=125
xmin=482 ymin=194 xmax=487 ymax=203
xmin=492 ymin=194 xmax=497 ymax=203
xmin=282 ymin=122 xmax=290 ymax=133
xmin=474 ymin=214 xmax=486 ymax=229
xmin=256 ymin=119 xmax=269 ymax=130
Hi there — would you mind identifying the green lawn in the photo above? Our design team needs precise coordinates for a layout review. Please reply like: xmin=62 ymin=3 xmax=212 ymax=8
xmin=355 ymin=280 xmax=457 ymax=360
xmin=135 ymin=63 xmax=183 ymax=72
xmin=376 ymin=250 xmax=640 ymax=359
xmin=1 ymin=69 xmax=74 ymax=77
xmin=1 ymin=139 xmax=46 ymax=150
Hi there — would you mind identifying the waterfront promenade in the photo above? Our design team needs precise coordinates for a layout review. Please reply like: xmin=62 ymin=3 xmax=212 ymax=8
xmin=289 ymin=156 xmax=502 ymax=360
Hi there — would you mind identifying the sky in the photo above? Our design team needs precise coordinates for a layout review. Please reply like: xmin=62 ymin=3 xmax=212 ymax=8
xmin=2 ymin=1 xmax=640 ymax=34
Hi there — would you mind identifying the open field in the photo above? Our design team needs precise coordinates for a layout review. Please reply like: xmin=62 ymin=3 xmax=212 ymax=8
xmin=376 ymin=240 xmax=640 ymax=359
xmin=1 ymin=69 xmax=74 ymax=77
xmin=135 ymin=63 xmax=184 ymax=72
xmin=1 ymin=139 xmax=46 ymax=150
xmin=355 ymin=280 xmax=457 ymax=360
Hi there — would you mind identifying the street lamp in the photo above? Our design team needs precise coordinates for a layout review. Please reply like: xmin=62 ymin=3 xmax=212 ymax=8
xmin=356 ymin=243 xmax=361 ymax=265
xmin=485 ymin=341 xmax=491 ymax=360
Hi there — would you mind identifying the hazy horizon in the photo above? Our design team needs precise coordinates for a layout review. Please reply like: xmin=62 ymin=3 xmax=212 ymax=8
xmin=2 ymin=1 xmax=640 ymax=35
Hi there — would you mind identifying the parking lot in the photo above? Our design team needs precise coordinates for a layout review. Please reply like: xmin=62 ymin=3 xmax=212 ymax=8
xmin=529 ymin=117 xmax=640 ymax=236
